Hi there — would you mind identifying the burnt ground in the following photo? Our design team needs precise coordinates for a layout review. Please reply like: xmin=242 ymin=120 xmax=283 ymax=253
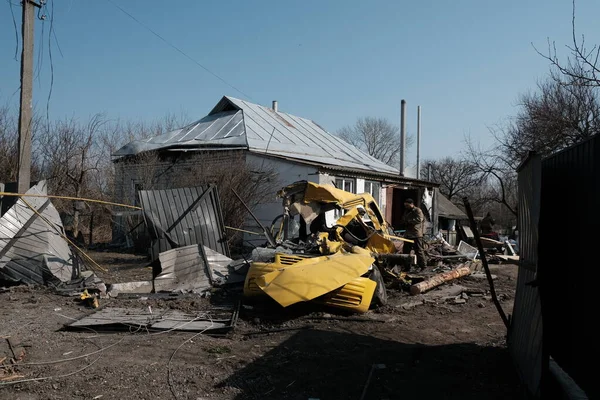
xmin=1 ymin=251 xmax=525 ymax=400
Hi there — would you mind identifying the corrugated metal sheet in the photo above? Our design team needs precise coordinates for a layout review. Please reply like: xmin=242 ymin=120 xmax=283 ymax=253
xmin=537 ymin=135 xmax=599 ymax=398
xmin=154 ymin=245 xmax=211 ymax=292
xmin=67 ymin=306 xmax=238 ymax=333
xmin=436 ymin=192 xmax=466 ymax=219
xmin=203 ymin=245 xmax=245 ymax=285
xmin=114 ymin=96 xmax=399 ymax=176
xmin=139 ymin=185 xmax=229 ymax=261
xmin=0 ymin=181 xmax=73 ymax=284
xmin=509 ymin=153 xmax=543 ymax=398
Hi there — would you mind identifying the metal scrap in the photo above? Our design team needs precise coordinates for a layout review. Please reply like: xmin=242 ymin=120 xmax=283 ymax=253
xmin=0 ymin=181 xmax=74 ymax=285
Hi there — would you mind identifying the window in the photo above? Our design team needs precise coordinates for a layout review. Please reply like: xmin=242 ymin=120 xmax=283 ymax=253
xmin=335 ymin=178 xmax=355 ymax=193
xmin=364 ymin=181 xmax=381 ymax=202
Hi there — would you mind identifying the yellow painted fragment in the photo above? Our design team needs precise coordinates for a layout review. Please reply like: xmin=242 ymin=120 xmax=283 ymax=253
xmin=255 ymin=253 xmax=374 ymax=307
xmin=366 ymin=233 xmax=396 ymax=254
xmin=318 ymin=277 xmax=376 ymax=313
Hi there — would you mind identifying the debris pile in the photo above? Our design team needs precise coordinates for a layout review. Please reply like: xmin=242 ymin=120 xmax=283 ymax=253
xmin=0 ymin=181 xmax=74 ymax=285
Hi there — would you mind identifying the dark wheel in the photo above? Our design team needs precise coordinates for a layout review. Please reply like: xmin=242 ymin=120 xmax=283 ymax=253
xmin=369 ymin=265 xmax=388 ymax=307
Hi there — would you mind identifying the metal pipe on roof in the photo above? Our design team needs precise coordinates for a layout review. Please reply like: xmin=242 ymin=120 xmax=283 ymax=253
xmin=400 ymin=99 xmax=406 ymax=177
xmin=272 ymin=100 xmax=278 ymax=112
xmin=416 ymin=105 xmax=421 ymax=179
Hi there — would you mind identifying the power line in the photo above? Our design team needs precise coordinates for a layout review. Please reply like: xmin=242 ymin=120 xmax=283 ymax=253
xmin=7 ymin=0 xmax=19 ymax=61
xmin=105 ymin=0 xmax=253 ymax=101
xmin=46 ymin=0 xmax=55 ymax=124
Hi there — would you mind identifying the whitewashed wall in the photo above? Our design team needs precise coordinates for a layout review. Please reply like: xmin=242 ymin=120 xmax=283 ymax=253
xmin=243 ymin=154 xmax=319 ymax=246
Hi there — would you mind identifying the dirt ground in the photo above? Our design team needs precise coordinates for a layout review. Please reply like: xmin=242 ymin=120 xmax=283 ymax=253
xmin=1 ymin=251 xmax=525 ymax=400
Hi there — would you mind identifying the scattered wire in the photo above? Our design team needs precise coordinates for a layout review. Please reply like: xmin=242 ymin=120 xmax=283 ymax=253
xmin=7 ymin=0 xmax=19 ymax=61
xmin=0 ymin=354 xmax=104 ymax=386
xmin=20 ymin=337 xmax=125 ymax=366
xmin=167 ymin=318 xmax=215 ymax=400
xmin=104 ymin=0 xmax=253 ymax=101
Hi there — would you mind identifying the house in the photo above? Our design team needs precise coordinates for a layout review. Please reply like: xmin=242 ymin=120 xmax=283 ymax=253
xmin=436 ymin=193 xmax=468 ymax=246
xmin=112 ymin=96 xmax=438 ymax=245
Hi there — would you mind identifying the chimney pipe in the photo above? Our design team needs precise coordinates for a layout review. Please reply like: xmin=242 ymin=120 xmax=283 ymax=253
xmin=416 ymin=105 xmax=421 ymax=179
xmin=400 ymin=99 xmax=406 ymax=177
xmin=272 ymin=100 xmax=278 ymax=112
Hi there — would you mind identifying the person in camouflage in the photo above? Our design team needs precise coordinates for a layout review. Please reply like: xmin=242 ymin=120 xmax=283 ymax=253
xmin=401 ymin=198 xmax=427 ymax=271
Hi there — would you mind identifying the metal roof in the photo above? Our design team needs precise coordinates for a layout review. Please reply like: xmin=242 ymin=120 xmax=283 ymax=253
xmin=436 ymin=193 xmax=467 ymax=220
xmin=114 ymin=96 xmax=399 ymax=176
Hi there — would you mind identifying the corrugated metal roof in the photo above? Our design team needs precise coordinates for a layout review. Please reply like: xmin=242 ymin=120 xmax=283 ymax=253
xmin=436 ymin=193 xmax=467 ymax=219
xmin=114 ymin=96 xmax=400 ymax=176
xmin=138 ymin=185 xmax=230 ymax=261
xmin=0 ymin=181 xmax=73 ymax=284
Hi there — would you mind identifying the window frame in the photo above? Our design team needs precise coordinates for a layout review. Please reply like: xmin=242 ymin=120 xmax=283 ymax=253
xmin=334 ymin=177 xmax=356 ymax=194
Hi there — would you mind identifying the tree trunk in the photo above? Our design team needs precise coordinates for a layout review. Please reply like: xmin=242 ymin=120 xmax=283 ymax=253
xmin=409 ymin=265 xmax=471 ymax=295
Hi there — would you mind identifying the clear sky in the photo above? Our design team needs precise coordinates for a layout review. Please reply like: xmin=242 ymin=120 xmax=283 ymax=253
xmin=1 ymin=0 xmax=599 ymax=161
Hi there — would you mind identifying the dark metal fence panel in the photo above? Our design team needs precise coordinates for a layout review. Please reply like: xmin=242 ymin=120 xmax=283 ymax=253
xmin=510 ymin=153 xmax=544 ymax=398
xmin=139 ymin=185 xmax=230 ymax=261
xmin=538 ymin=136 xmax=599 ymax=399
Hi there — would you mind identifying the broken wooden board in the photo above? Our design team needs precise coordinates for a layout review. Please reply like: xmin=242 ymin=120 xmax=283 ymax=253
xmin=480 ymin=237 xmax=504 ymax=248
xmin=496 ymin=255 xmax=520 ymax=262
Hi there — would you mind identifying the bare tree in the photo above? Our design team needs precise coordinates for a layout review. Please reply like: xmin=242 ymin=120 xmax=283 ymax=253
xmin=171 ymin=151 xmax=280 ymax=247
xmin=499 ymin=73 xmax=600 ymax=167
xmin=338 ymin=117 xmax=413 ymax=167
xmin=422 ymin=157 xmax=481 ymax=201
xmin=38 ymin=114 xmax=108 ymax=239
xmin=536 ymin=0 xmax=600 ymax=87
xmin=0 ymin=104 xmax=19 ymax=183
xmin=0 ymin=104 xmax=43 ymax=184
xmin=464 ymin=137 xmax=518 ymax=217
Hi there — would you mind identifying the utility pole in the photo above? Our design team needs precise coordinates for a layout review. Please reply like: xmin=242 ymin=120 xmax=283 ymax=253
xmin=416 ymin=106 xmax=421 ymax=179
xmin=399 ymin=99 xmax=406 ymax=177
xmin=17 ymin=0 xmax=41 ymax=194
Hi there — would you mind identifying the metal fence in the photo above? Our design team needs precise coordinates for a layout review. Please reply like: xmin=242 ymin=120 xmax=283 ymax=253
xmin=511 ymin=136 xmax=599 ymax=399
xmin=509 ymin=153 xmax=543 ymax=398
xmin=537 ymin=136 xmax=599 ymax=399
xmin=139 ymin=185 xmax=230 ymax=261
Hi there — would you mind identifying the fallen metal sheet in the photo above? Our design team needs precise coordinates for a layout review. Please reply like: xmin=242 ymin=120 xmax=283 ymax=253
xmin=154 ymin=245 xmax=211 ymax=293
xmin=203 ymin=246 xmax=245 ymax=285
xmin=0 ymin=181 xmax=73 ymax=285
xmin=66 ymin=303 xmax=239 ymax=333
xmin=138 ymin=185 xmax=230 ymax=262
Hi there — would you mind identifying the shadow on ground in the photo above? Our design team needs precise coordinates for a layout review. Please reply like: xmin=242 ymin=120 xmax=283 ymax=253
xmin=218 ymin=328 xmax=524 ymax=400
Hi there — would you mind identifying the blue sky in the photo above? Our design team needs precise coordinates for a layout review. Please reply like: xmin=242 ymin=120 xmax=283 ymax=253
xmin=1 ymin=0 xmax=599 ymax=161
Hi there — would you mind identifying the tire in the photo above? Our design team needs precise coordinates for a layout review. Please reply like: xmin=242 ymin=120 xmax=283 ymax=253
xmin=369 ymin=265 xmax=388 ymax=307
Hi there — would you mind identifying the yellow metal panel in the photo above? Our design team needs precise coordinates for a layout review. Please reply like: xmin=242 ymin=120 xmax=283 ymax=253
xmin=255 ymin=253 xmax=374 ymax=307
xmin=318 ymin=277 xmax=376 ymax=313
xmin=243 ymin=262 xmax=279 ymax=296
xmin=366 ymin=233 xmax=396 ymax=254
xmin=304 ymin=182 xmax=357 ymax=204
xmin=243 ymin=253 xmax=312 ymax=296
